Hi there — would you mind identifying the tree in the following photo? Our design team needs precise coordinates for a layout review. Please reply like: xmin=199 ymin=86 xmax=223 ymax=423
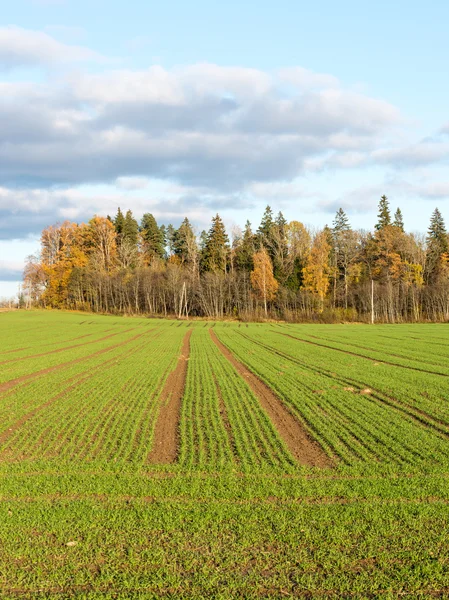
xmin=122 ymin=210 xmax=139 ymax=248
xmin=332 ymin=211 xmax=359 ymax=308
xmin=332 ymin=208 xmax=350 ymax=233
xmin=114 ymin=207 xmax=125 ymax=239
xmin=375 ymin=195 xmax=391 ymax=231
xmin=393 ymin=208 xmax=405 ymax=231
xmin=235 ymin=220 xmax=256 ymax=272
xmin=85 ymin=216 xmax=117 ymax=272
xmin=201 ymin=214 xmax=229 ymax=273
xmin=141 ymin=213 xmax=165 ymax=263
xmin=250 ymin=248 xmax=278 ymax=316
xmin=425 ymin=208 xmax=449 ymax=284
xmin=303 ymin=231 xmax=331 ymax=309
xmin=284 ymin=221 xmax=311 ymax=290
xmin=257 ymin=205 xmax=274 ymax=251
xmin=173 ymin=218 xmax=199 ymax=273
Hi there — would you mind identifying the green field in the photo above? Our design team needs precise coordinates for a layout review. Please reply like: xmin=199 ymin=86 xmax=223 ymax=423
xmin=1 ymin=311 xmax=449 ymax=598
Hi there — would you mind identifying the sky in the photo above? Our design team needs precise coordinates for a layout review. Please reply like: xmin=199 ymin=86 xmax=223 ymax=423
xmin=1 ymin=0 xmax=449 ymax=298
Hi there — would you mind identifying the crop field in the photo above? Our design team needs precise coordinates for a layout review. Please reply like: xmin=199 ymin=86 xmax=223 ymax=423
xmin=1 ymin=312 xmax=449 ymax=598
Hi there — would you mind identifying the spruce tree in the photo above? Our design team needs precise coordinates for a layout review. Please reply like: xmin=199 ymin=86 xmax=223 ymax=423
xmin=393 ymin=208 xmax=405 ymax=231
xmin=425 ymin=208 xmax=448 ymax=284
xmin=235 ymin=220 xmax=256 ymax=271
xmin=375 ymin=195 xmax=391 ymax=231
xmin=114 ymin=207 xmax=125 ymax=238
xmin=257 ymin=205 xmax=274 ymax=249
xmin=332 ymin=208 xmax=350 ymax=233
xmin=173 ymin=218 xmax=197 ymax=265
xmin=166 ymin=224 xmax=176 ymax=256
xmin=201 ymin=214 xmax=230 ymax=273
xmin=122 ymin=210 xmax=139 ymax=247
xmin=141 ymin=213 xmax=165 ymax=261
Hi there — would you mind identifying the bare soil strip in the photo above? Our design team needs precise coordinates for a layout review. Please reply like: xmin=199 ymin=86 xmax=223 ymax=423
xmin=0 ymin=329 xmax=137 ymax=366
xmin=209 ymin=329 xmax=332 ymax=468
xmin=0 ymin=332 xmax=146 ymax=396
xmin=147 ymin=330 xmax=192 ymax=464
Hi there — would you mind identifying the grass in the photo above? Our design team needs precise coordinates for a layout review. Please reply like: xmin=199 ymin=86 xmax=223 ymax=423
xmin=1 ymin=311 xmax=449 ymax=597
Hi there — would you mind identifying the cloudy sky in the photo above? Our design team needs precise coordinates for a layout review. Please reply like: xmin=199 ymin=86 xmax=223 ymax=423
xmin=1 ymin=0 xmax=449 ymax=297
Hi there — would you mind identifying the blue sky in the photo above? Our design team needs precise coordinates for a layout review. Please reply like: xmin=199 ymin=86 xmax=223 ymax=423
xmin=1 ymin=0 xmax=449 ymax=297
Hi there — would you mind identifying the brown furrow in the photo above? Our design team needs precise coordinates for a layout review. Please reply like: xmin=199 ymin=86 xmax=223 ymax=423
xmin=209 ymin=329 xmax=332 ymax=468
xmin=147 ymin=330 xmax=192 ymax=464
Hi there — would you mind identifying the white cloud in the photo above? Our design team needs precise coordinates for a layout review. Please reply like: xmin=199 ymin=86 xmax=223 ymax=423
xmin=0 ymin=26 xmax=104 ymax=69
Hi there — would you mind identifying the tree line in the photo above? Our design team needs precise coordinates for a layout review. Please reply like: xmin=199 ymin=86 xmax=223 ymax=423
xmin=23 ymin=197 xmax=449 ymax=322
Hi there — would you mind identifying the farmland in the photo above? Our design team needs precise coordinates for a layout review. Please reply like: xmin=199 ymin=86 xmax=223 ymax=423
xmin=1 ymin=312 xmax=449 ymax=597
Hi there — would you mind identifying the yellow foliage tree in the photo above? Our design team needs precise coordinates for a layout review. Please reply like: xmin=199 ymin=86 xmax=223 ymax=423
xmin=250 ymin=248 xmax=279 ymax=316
xmin=302 ymin=231 xmax=331 ymax=309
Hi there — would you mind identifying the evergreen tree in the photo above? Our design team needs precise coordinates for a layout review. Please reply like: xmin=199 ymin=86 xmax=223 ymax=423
xmin=201 ymin=214 xmax=230 ymax=273
xmin=122 ymin=210 xmax=139 ymax=247
xmin=425 ymin=208 xmax=448 ymax=283
xmin=332 ymin=208 xmax=350 ymax=233
xmin=173 ymin=218 xmax=197 ymax=266
xmin=272 ymin=211 xmax=289 ymax=282
xmin=375 ymin=195 xmax=391 ymax=231
xmin=141 ymin=213 xmax=165 ymax=261
xmin=166 ymin=224 xmax=176 ymax=256
xmin=235 ymin=220 xmax=256 ymax=271
xmin=393 ymin=208 xmax=405 ymax=232
xmin=257 ymin=205 xmax=274 ymax=249
xmin=114 ymin=207 xmax=125 ymax=238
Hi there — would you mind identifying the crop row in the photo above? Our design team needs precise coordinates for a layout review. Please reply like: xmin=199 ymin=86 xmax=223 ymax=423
xmin=215 ymin=325 xmax=449 ymax=470
xmin=0 ymin=325 xmax=188 ymax=465
xmin=179 ymin=328 xmax=295 ymax=473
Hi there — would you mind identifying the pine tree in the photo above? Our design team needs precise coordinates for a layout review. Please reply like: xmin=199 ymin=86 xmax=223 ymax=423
xmin=141 ymin=213 xmax=165 ymax=261
xmin=201 ymin=214 xmax=230 ymax=273
xmin=122 ymin=210 xmax=139 ymax=247
xmin=375 ymin=195 xmax=391 ymax=231
xmin=393 ymin=208 xmax=405 ymax=232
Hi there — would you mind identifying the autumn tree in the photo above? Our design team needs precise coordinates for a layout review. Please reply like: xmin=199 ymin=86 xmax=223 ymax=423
xmin=250 ymin=247 xmax=278 ymax=316
xmin=85 ymin=216 xmax=117 ymax=272
xmin=303 ymin=230 xmax=331 ymax=309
